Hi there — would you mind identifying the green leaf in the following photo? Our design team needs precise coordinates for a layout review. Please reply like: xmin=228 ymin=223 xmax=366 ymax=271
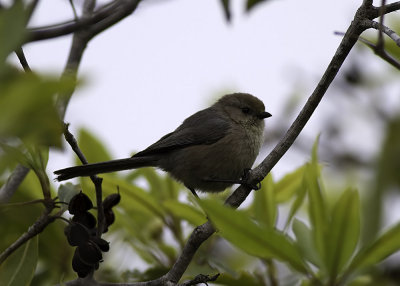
xmin=275 ymin=165 xmax=306 ymax=203
xmin=284 ymin=177 xmax=307 ymax=230
xmin=292 ymin=218 xmax=321 ymax=267
xmin=200 ymin=199 xmax=309 ymax=274
xmin=347 ymin=222 xmax=400 ymax=273
xmin=326 ymin=188 xmax=360 ymax=280
xmin=311 ymin=134 xmax=320 ymax=166
xmin=220 ymin=0 xmax=231 ymax=22
xmin=0 ymin=1 xmax=27 ymax=72
xmin=101 ymin=175 xmax=165 ymax=219
xmin=0 ymin=72 xmax=75 ymax=147
xmin=163 ymin=200 xmax=206 ymax=226
xmin=253 ymin=174 xmax=277 ymax=227
xmin=246 ymin=0 xmax=269 ymax=12
xmin=57 ymin=183 xmax=80 ymax=212
xmin=77 ymin=128 xmax=112 ymax=163
xmin=25 ymin=145 xmax=49 ymax=172
xmin=0 ymin=236 xmax=38 ymax=286
xmin=305 ymin=160 xmax=328 ymax=267
xmin=215 ymin=272 xmax=264 ymax=286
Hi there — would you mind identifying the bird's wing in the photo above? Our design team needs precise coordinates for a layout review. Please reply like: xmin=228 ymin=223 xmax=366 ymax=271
xmin=133 ymin=108 xmax=230 ymax=157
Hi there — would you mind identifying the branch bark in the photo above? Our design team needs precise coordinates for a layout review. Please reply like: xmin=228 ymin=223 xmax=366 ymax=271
xmin=0 ymin=204 xmax=57 ymax=265
xmin=26 ymin=0 xmax=140 ymax=43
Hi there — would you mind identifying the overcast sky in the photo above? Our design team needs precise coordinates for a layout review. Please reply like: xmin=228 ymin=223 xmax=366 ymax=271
xmin=21 ymin=0 xmax=371 ymax=181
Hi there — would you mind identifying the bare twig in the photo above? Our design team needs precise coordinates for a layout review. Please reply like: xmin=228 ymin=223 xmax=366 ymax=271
xmin=15 ymin=48 xmax=32 ymax=72
xmin=367 ymin=20 xmax=400 ymax=47
xmin=0 ymin=204 xmax=58 ymax=265
xmin=376 ymin=0 xmax=386 ymax=51
xmin=381 ymin=1 xmax=400 ymax=15
xmin=69 ymin=0 xmax=79 ymax=20
xmin=335 ymin=27 xmax=400 ymax=70
xmin=62 ymin=124 xmax=106 ymax=236
xmin=178 ymin=273 xmax=220 ymax=286
xmin=26 ymin=0 xmax=139 ymax=43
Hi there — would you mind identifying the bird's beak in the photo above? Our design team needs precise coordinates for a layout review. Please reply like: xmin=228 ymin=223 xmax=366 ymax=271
xmin=258 ymin=111 xmax=272 ymax=119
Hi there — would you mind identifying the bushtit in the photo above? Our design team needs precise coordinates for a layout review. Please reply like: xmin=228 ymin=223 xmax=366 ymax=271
xmin=55 ymin=93 xmax=271 ymax=196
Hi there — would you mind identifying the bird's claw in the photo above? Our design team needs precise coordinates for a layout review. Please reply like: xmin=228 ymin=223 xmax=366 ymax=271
xmin=241 ymin=168 xmax=261 ymax=191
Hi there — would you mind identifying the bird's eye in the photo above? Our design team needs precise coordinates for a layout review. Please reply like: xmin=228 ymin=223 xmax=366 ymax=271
xmin=241 ymin=107 xmax=250 ymax=114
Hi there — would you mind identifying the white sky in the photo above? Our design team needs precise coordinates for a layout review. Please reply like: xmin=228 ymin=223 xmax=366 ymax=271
xmin=21 ymin=0 xmax=372 ymax=181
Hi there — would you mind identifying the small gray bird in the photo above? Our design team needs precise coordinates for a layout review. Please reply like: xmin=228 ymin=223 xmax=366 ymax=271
xmin=55 ymin=93 xmax=271 ymax=196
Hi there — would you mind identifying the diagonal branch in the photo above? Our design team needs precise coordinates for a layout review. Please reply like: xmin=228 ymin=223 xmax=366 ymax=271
xmin=62 ymin=124 xmax=106 ymax=236
xmin=0 ymin=203 xmax=58 ymax=265
xmin=381 ymin=1 xmax=400 ymax=15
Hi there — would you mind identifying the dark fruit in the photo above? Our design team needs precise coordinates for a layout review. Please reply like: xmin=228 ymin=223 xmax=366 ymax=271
xmin=64 ymin=222 xmax=90 ymax=247
xmin=69 ymin=191 xmax=93 ymax=214
xmin=72 ymin=211 xmax=97 ymax=229
xmin=77 ymin=241 xmax=103 ymax=265
xmin=72 ymin=248 xmax=93 ymax=278
xmin=102 ymin=193 xmax=121 ymax=209
xmin=91 ymin=236 xmax=110 ymax=252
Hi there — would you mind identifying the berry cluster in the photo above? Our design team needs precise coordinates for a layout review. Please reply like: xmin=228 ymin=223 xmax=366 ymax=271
xmin=64 ymin=191 xmax=120 ymax=277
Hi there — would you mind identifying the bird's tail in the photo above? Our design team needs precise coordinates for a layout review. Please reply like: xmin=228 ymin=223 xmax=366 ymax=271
xmin=54 ymin=157 xmax=157 ymax=181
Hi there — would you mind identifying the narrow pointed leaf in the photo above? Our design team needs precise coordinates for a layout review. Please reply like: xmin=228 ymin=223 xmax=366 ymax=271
xmin=220 ymin=0 xmax=231 ymax=22
xmin=163 ymin=200 xmax=206 ymax=226
xmin=275 ymin=165 xmax=306 ymax=203
xmin=292 ymin=218 xmax=321 ymax=268
xmin=0 ymin=236 xmax=38 ymax=286
xmin=77 ymin=128 xmax=112 ymax=163
xmin=326 ymin=188 xmax=360 ymax=280
xmin=253 ymin=174 xmax=277 ymax=227
xmin=305 ymin=161 xmax=328 ymax=266
xmin=200 ymin=199 xmax=309 ymax=274
xmin=348 ymin=223 xmax=400 ymax=273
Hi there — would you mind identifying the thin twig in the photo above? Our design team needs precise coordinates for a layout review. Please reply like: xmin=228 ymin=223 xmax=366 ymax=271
xmin=69 ymin=0 xmax=79 ymax=20
xmin=15 ymin=48 xmax=32 ymax=72
xmin=0 ymin=199 xmax=45 ymax=207
xmin=381 ymin=1 xmax=400 ymax=15
xmin=178 ymin=273 xmax=220 ymax=286
xmin=25 ymin=0 xmax=135 ymax=43
xmin=62 ymin=124 xmax=106 ymax=236
xmin=367 ymin=20 xmax=400 ymax=47
xmin=335 ymin=28 xmax=400 ymax=70
xmin=376 ymin=0 xmax=386 ymax=51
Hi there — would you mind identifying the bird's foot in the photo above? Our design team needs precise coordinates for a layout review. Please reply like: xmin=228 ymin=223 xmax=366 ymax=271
xmin=202 ymin=169 xmax=261 ymax=191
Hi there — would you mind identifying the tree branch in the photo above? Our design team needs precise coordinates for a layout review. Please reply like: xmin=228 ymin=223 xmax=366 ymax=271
xmin=62 ymin=124 xmax=106 ymax=235
xmin=367 ymin=20 xmax=400 ymax=47
xmin=15 ymin=48 xmax=32 ymax=72
xmin=0 ymin=204 xmax=58 ymax=265
xmin=381 ymin=1 xmax=400 ymax=15
xmin=26 ymin=0 xmax=140 ymax=43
